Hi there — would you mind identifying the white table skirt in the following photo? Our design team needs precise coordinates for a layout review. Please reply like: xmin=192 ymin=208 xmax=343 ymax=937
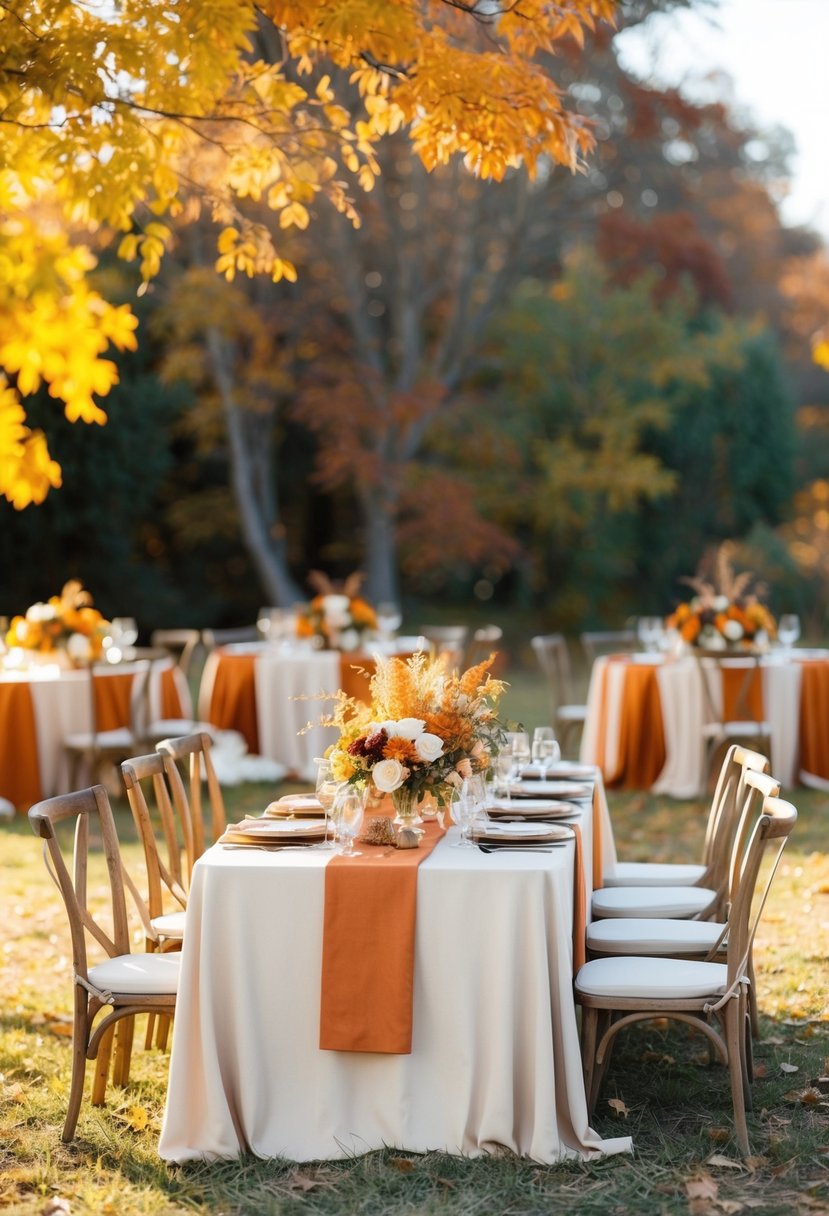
xmin=159 ymin=807 xmax=628 ymax=1165
xmin=254 ymin=649 xmax=341 ymax=781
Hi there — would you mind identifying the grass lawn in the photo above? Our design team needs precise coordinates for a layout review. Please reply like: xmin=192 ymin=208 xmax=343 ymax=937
xmin=1 ymin=668 xmax=828 ymax=1215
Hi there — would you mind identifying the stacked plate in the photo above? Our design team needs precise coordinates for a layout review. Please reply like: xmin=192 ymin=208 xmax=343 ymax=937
xmin=508 ymin=780 xmax=593 ymax=800
xmin=219 ymin=817 xmax=327 ymax=847
xmin=519 ymin=763 xmax=595 ymax=781
xmin=487 ymin=798 xmax=581 ymax=821
xmin=264 ymin=794 xmax=325 ymax=819
xmin=472 ymin=821 xmax=574 ymax=847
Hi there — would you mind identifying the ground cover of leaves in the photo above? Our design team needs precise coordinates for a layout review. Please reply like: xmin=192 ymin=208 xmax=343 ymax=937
xmin=1 ymin=781 xmax=827 ymax=1216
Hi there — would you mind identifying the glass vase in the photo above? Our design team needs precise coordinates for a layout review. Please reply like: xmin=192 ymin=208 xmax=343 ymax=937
xmin=390 ymin=785 xmax=424 ymax=828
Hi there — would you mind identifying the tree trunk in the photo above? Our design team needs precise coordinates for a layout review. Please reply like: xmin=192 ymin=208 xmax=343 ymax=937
xmin=205 ymin=328 xmax=302 ymax=606
xmin=361 ymin=483 xmax=400 ymax=605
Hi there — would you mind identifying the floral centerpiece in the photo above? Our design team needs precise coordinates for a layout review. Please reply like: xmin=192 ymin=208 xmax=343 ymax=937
xmin=296 ymin=571 xmax=377 ymax=651
xmin=325 ymin=651 xmax=507 ymax=823
xmin=4 ymin=581 xmax=110 ymax=665
xmin=666 ymin=546 xmax=776 ymax=652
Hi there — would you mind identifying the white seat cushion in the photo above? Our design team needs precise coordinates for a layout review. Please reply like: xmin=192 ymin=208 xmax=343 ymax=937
xmin=591 ymin=885 xmax=716 ymax=919
xmin=87 ymin=953 xmax=180 ymax=995
xmin=151 ymin=911 xmax=186 ymax=939
xmin=148 ymin=719 xmax=214 ymax=740
xmin=575 ymin=956 xmax=730 ymax=1000
xmin=558 ymin=705 xmax=588 ymax=722
xmin=702 ymin=721 xmax=770 ymax=738
xmin=64 ymin=729 xmax=135 ymax=750
xmin=603 ymin=861 xmax=707 ymax=888
xmin=587 ymin=917 xmax=725 ymax=955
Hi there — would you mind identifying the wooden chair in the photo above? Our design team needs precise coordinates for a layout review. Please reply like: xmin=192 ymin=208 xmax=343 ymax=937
xmin=150 ymin=628 xmax=201 ymax=679
xmin=418 ymin=625 xmax=469 ymax=672
xmin=530 ymin=634 xmax=587 ymax=757
xmin=64 ymin=658 xmax=156 ymax=793
xmin=201 ymin=625 xmax=259 ymax=651
xmin=576 ymin=791 xmax=796 ymax=1156
xmin=28 ymin=786 xmax=179 ymax=1142
xmin=156 ymin=731 xmax=227 ymax=860
xmin=591 ymin=762 xmax=779 ymax=924
xmin=697 ymin=653 xmax=771 ymax=787
xmin=580 ymin=629 xmax=637 ymax=666
xmin=601 ymin=744 xmax=769 ymax=890
xmin=464 ymin=624 xmax=503 ymax=670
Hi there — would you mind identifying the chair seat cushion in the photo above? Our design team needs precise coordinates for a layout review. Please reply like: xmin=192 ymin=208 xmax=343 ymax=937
xmin=587 ymin=917 xmax=725 ymax=955
xmin=702 ymin=721 xmax=770 ymax=738
xmin=64 ymin=729 xmax=135 ymax=750
xmin=575 ymin=956 xmax=730 ymax=1000
xmin=603 ymin=861 xmax=708 ymax=888
xmin=557 ymin=704 xmax=588 ymax=722
xmin=151 ymin=911 xmax=186 ymax=939
xmin=148 ymin=719 xmax=214 ymax=740
xmin=591 ymin=885 xmax=717 ymax=919
xmin=87 ymin=953 xmax=180 ymax=995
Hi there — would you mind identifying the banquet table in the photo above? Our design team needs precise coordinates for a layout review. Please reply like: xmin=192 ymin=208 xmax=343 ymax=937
xmin=199 ymin=641 xmax=421 ymax=780
xmin=580 ymin=649 xmax=829 ymax=796
xmin=159 ymin=778 xmax=628 ymax=1165
xmin=0 ymin=658 xmax=186 ymax=808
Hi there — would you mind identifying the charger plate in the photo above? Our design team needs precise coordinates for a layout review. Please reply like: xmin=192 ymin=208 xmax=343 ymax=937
xmin=219 ymin=817 xmax=326 ymax=846
xmin=508 ymin=780 xmax=593 ymax=800
xmin=487 ymin=799 xmax=581 ymax=820
xmin=472 ymin=821 xmax=574 ymax=845
xmin=264 ymin=795 xmax=325 ymax=818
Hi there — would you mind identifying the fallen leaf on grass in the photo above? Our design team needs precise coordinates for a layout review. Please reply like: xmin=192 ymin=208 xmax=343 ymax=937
xmin=706 ymin=1153 xmax=744 ymax=1170
xmin=286 ymin=1169 xmax=338 ymax=1193
xmin=389 ymin=1157 xmax=416 ymax=1173
xmin=685 ymin=1175 xmax=718 ymax=1201
xmin=41 ymin=1201 xmax=71 ymax=1215
xmin=46 ymin=1022 xmax=73 ymax=1038
xmin=5 ymin=1083 xmax=25 ymax=1103
xmin=706 ymin=1127 xmax=730 ymax=1143
xmin=607 ymin=1097 xmax=629 ymax=1118
xmin=115 ymin=1105 xmax=149 ymax=1132
xmin=779 ymin=1062 xmax=799 ymax=1074
xmin=717 ymin=1202 xmax=745 ymax=1215
xmin=751 ymin=1063 xmax=767 ymax=1078
xmin=783 ymin=1086 xmax=823 ymax=1105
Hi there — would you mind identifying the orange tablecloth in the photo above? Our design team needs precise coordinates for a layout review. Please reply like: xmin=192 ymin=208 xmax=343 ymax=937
xmin=593 ymin=659 xmax=667 ymax=788
xmin=320 ymin=819 xmax=446 ymax=1054
xmin=799 ymin=660 xmax=829 ymax=781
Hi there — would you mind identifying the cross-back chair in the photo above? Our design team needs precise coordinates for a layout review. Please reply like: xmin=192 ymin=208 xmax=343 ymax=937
xmin=591 ymin=746 xmax=776 ymax=923
xmin=697 ymin=653 xmax=771 ymax=787
xmin=156 ymin=731 xmax=226 ymax=861
xmin=580 ymin=629 xmax=637 ymax=667
xmin=576 ymin=790 xmax=796 ymax=1156
xmin=418 ymin=625 xmax=469 ymax=672
xmin=530 ymin=634 xmax=587 ymax=757
xmin=64 ymin=658 xmax=157 ymax=792
xmin=464 ymin=624 xmax=504 ymax=670
xmin=201 ymin=625 xmax=259 ymax=651
xmin=149 ymin=628 xmax=201 ymax=679
xmin=28 ymin=786 xmax=179 ymax=1142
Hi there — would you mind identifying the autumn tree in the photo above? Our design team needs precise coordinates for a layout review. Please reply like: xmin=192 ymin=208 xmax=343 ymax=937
xmin=0 ymin=0 xmax=618 ymax=514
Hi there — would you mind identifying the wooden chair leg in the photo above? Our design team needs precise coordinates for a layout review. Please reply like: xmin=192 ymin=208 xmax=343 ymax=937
xmin=725 ymin=998 xmax=750 ymax=1157
xmin=155 ymin=1013 xmax=171 ymax=1051
xmin=580 ymin=1006 xmax=598 ymax=1113
xmin=91 ymin=1025 xmax=115 ymax=1107
xmin=63 ymin=989 xmax=90 ymax=1143
xmin=113 ymin=1016 xmax=135 ymax=1088
xmin=746 ymin=954 xmax=760 ymax=1039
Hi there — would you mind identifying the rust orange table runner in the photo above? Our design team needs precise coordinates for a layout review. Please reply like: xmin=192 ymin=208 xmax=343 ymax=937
xmin=594 ymin=658 xmax=666 ymax=789
xmin=320 ymin=819 xmax=445 ymax=1054
xmin=206 ymin=652 xmax=259 ymax=753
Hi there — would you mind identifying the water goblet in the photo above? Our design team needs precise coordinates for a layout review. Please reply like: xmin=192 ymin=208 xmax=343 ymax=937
xmin=333 ymin=786 xmax=364 ymax=856
xmin=531 ymin=726 xmax=556 ymax=776
xmin=111 ymin=616 xmax=138 ymax=657
xmin=450 ymin=786 xmax=477 ymax=848
xmin=493 ymin=748 xmax=514 ymax=800
xmin=376 ymin=602 xmax=403 ymax=648
xmin=314 ymin=757 xmax=343 ymax=850
xmin=510 ymin=730 xmax=531 ymax=783
xmin=777 ymin=614 xmax=800 ymax=651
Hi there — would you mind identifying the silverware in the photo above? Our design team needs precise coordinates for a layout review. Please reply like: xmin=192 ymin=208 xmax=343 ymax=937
xmin=477 ymin=844 xmax=565 ymax=855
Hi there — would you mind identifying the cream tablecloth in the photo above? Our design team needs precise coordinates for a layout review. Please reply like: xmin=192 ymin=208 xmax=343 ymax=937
xmin=159 ymin=788 xmax=627 ymax=1165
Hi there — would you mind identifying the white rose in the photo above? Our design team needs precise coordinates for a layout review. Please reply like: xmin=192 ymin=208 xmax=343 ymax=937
xmin=723 ymin=619 xmax=744 ymax=641
xmin=322 ymin=594 xmax=351 ymax=628
xmin=66 ymin=633 xmax=91 ymax=660
xmin=396 ymin=717 xmax=426 ymax=740
xmin=372 ymin=758 xmax=408 ymax=792
xmin=713 ymin=595 xmax=730 ymax=612
xmin=701 ymin=628 xmax=726 ymax=650
xmin=379 ymin=720 xmax=399 ymax=737
xmin=414 ymin=732 xmax=444 ymax=762
xmin=27 ymin=602 xmax=57 ymax=623
xmin=339 ymin=629 xmax=360 ymax=651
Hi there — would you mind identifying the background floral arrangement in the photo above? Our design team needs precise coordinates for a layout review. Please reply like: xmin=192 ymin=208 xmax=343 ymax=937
xmin=296 ymin=570 xmax=377 ymax=651
xmin=326 ymin=651 xmax=506 ymax=808
xmin=666 ymin=545 xmax=776 ymax=650
xmin=4 ymin=580 xmax=110 ymax=660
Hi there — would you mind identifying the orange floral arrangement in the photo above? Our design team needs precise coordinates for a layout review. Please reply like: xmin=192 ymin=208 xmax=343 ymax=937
xmin=5 ymin=580 xmax=110 ymax=660
xmin=325 ymin=651 xmax=507 ymax=807
xmin=296 ymin=570 xmax=377 ymax=651
xmin=666 ymin=545 xmax=776 ymax=650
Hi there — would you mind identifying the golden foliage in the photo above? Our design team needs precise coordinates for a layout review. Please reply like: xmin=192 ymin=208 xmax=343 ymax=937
xmin=0 ymin=0 xmax=617 ymax=505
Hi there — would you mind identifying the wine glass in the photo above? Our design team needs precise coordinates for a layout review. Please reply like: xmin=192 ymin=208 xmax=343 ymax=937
xmin=376 ymin=602 xmax=403 ymax=647
xmin=450 ymin=785 xmax=477 ymax=848
xmin=777 ymin=614 xmax=801 ymax=651
xmin=532 ymin=726 xmax=560 ymax=777
xmin=493 ymin=749 xmax=514 ymax=800
xmin=637 ymin=616 xmax=664 ymax=654
xmin=464 ymin=772 xmax=489 ymax=827
xmin=332 ymin=786 xmax=364 ymax=856
xmin=510 ymin=730 xmax=531 ymax=783
xmin=314 ymin=757 xmax=343 ymax=850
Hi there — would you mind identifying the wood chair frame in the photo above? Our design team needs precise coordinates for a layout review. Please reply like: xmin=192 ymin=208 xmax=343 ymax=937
xmin=530 ymin=633 xmax=587 ymax=757
xmin=155 ymin=731 xmax=226 ymax=864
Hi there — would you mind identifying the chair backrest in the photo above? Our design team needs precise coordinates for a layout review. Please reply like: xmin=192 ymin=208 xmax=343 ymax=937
xmin=28 ymin=786 xmax=131 ymax=985
xmin=702 ymin=744 xmax=772 ymax=879
xmin=150 ymin=629 xmax=201 ymax=679
xmin=156 ymin=732 xmax=226 ymax=860
xmin=121 ymin=752 xmax=190 ymax=931
xmin=531 ymin=634 xmax=577 ymax=715
xmin=723 ymin=790 xmax=796 ymax=996
xmin=581 ymin=630 xmax=637 ymax=666
xmin=83 ymin=657 xmax=155 ymax=752
xmin=201 ymin=626 xmax=259 ymax=651
xmin=419 ymin=625 xmax=469 ymax=670
xmin=697 ymin=653 xmax=765 ymax=727
xmin=465 ymin=625 xmax=503 ymax=670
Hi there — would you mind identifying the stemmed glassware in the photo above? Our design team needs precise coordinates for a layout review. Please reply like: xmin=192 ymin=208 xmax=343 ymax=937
xmin=314 ymin=757 xmax=343 ymax=850
xmin=450 ymin=784 xmax=477 ymax=848
xmin=777 ymin=614 xmax=801 ymax=651
xmin=332 ymin=786 xmax=365 ymax=855
xmin=637 ymin=616 xmax=664 ymax=653
xmin=376 ymin=602 xmax=403 ymax=648
xmin=492 ymin=748 xmax=514 ymax=800
xmin=532 ymin=726 xmax=561 ymax=778
xmin=509 ymin=730 xmax=531 ymax=783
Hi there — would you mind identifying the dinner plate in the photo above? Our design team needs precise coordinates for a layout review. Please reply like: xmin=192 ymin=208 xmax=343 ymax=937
xmin=473 ymin=821 xmax=573 ymax=845
xmin=508 ymin=780 xmax=593 ymax=800
xmin=487 ymin=799 xmax=581 ymax=819
xmin=519 ymin=763 xmax=596 ymax=781
xmin=264 ymin=795 xmax=325 ymax=818
xmin=219 ymin=817 xmax=326 ymax=845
